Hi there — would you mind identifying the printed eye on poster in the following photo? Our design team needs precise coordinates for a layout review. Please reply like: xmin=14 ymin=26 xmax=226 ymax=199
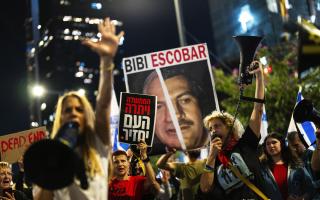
xmin=122 ymin=43 xmax=219 ymax=155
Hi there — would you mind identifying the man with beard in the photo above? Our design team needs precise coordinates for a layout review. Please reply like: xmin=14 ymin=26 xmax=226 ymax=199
xmin=287 ymin=131 xmax=315 ymax=177
xmin=288 ymin=130 xmax=320 ymax=198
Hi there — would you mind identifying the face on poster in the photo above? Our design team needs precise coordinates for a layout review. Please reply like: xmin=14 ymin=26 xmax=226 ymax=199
xmin=123 ymin=44 xmax=218 ymax=154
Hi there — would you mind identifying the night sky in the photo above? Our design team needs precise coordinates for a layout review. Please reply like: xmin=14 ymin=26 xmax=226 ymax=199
xmin=0 ymin=0 xmax=29 ymax=135
xmin=0 ymin=0 xmax=215 ymax=135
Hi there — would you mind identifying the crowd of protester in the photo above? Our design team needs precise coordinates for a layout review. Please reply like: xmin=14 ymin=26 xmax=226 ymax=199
xmin=2 ymin=17 xmax=320 ymax=200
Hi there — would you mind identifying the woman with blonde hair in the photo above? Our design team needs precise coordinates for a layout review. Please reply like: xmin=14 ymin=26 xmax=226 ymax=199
xmin=33 ymin=17 xmax=124 ymax=200
xmin=0 ymin=161 xmax=30 ymax=200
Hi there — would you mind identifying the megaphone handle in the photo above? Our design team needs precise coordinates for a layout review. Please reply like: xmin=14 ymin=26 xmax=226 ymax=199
xmin=74 ymin=155 xmax=89 ymax=190
xmin=240 ymin=95 xmax=265 ymax=103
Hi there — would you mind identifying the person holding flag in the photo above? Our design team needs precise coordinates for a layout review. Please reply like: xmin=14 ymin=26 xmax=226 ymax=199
xmin=287 ymin=87 xmax=320 ymax=192
xmin=287 ymin=130 xmax=320 ymax=199
xmin=287 ymin=87 xmax=317 ymax=149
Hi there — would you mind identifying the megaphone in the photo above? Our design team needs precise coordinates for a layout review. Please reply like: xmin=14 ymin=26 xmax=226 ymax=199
xmin=233 ymin=35 xmax=263 ymax=85
xmin=24 ymin=122 xmax=88 ymax=190
xmin=293 ymin=99 xmax=320 ymax=126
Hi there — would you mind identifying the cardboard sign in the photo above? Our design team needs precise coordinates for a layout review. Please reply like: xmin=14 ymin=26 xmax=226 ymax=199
xmin=122 ymin=43 xmax=219 ymax=154
xmin=118 ymin=92 xmax=156 ymax=146
xmin=0 ymin=126 xmax=47 ymax=163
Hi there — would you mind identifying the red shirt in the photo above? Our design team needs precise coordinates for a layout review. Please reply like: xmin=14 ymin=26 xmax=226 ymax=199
xmin=109 ymin=176 xmax=146 ymax=200
xmin=272 ymin=164 xmax=288 ymax=200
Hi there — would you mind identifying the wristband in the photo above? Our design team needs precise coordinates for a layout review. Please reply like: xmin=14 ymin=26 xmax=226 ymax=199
xmin=204 ymin=164 xmax=214 ymax=173
xmin=142 ymin=157 xmax=150 ymax=163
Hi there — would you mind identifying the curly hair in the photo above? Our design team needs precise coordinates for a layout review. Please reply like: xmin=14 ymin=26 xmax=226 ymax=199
xmin=203 ymin=110 xmax=245 ymax=138
xmin=0 ymin=162 xmax=10 ymax=171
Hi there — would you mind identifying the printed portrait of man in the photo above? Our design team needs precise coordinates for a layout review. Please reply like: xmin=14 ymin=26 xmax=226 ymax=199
xmin=126 ymin=61 xmax=216 ymax=154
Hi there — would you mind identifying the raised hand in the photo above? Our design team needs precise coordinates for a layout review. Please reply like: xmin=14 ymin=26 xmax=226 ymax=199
xmin=0 ymin=191 xmax=15 ymax=200
xmin=248 ymin=60 xmax=263 ymax=78
xmin=82 ymin=17 xmax=124 ymax=64
xmin=161 ymin=170 xmax=170 ymax=184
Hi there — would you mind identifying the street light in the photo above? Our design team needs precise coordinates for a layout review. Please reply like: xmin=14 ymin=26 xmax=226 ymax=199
xmin=31 ymin=84 xmax=46 ymax=98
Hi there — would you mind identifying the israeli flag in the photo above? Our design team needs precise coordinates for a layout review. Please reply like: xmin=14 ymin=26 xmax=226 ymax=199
xmin=287 ymin=87 xmax=316 ymax=150
xmin=110 ymin=89 xmax=129 ymax=152
xmin=259 ymin=104 xmax=268 ymax=144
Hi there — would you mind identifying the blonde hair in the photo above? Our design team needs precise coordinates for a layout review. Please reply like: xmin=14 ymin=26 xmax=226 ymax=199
xmin=0 ymin=162 xmax=10 ymax=170
xmin=203 ymin=110 xmax=244 ymax=138
xmin=108 ymin=153 xmax=113 ymax=182
xmin=52 ymin=91 xmax=102 ymax=178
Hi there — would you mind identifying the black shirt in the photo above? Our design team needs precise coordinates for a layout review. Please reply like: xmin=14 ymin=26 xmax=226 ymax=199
xmin=198 ymin=126 xmax=265 ymax=200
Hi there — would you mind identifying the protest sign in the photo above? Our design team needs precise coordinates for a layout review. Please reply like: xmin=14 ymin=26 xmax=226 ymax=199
xmin=123 ymin=43 xmax=219 ymax=154
xmin=0 ymin=126 xmax=47 ymax=163
xmin=118 ymin=92 xmax=156 ymax=146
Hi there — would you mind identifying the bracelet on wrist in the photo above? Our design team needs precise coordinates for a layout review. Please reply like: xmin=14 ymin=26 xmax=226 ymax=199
xmin=142 ymin=156 xmax=150 ymax=163
xmin=100 ymin=63 xmax=115 ymax=71
xmin=203 ymin=164 xmax=215 ymax=173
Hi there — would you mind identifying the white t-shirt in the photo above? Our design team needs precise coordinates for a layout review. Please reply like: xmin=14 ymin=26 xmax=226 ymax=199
xmin=52 ymin=135 xmax=109 ymax=200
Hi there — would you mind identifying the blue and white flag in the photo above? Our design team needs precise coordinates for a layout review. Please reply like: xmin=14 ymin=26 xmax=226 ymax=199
xmin=287 ymin=87 xmax=316 ymax=149
xmin=110 ymin=89 xmax=129 ymax=152
xmin=259 ymin=104 xmax=268 ymax=144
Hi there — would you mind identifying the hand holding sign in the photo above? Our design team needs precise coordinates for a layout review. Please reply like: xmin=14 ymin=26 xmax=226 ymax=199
xmin=123 ymin=44 xmax=219 ymax=154
xmin=137 ymin=140 xmax=148 ymax=159
xmin=119 ymin=92 xmax=156 ymax=146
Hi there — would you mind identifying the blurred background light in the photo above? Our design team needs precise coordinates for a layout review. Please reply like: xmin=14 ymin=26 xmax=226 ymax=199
xmin=91 ymin=2 xmax=102 ymax=10
xmin=31 ymin=85 xmax=46 ymax=97
xmin=40 ymin=103 xmax=47 ymax=111
xmin=238 ymin=5 xmax=254 ymax=32
xmin=77 ymin=88 xmax=86 ymax=96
